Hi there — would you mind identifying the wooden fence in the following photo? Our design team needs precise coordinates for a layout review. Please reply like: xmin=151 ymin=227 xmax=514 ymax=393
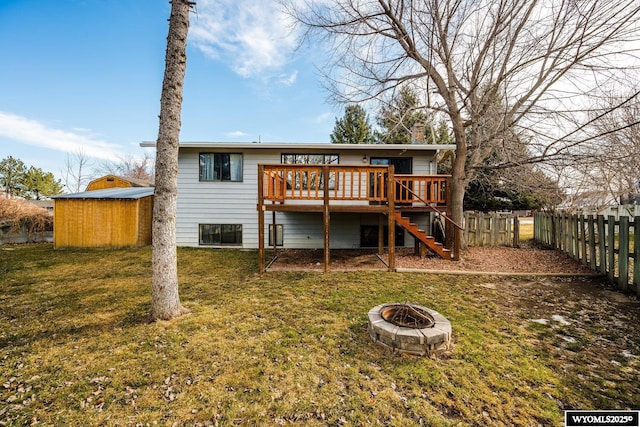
xmin=534 ymin=212 xmax=639 ymax=296
xmin=464 ymin=212 xmax=520 ymax=247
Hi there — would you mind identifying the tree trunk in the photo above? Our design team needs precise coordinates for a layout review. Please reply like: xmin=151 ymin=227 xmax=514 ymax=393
xmin=449 ymin=114 xmax=469 ymax=249
xmin=151 ymin=0 xmax=192 ymax=321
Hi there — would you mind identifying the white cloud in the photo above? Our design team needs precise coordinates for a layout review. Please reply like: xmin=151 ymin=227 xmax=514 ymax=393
xmin=190 ymin=0 xmax=299 ymax=80
xmin=0 ymin=111 xmax=121 ymax=161
xmin=314 ymin=112 xmax=333 ymax=124
xmin=225 ymin=130 xmax=248 ymax=138
xmin=278 ymin=70 xmax=298 ymax=86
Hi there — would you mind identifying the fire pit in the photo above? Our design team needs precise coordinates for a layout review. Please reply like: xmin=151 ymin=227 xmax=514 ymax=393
xmin=368 ymin=303 xmax=452 ymax=356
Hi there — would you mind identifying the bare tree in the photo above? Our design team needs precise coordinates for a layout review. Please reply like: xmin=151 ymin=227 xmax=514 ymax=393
xmin=151 ymin=0 xmax=194 ymax=321
xmin=564 ymin=89 xmax=640 ymax=208
xmin=61 ymin=149 xmax=94 ymax=193
xmin=289 ymin=0 xmax=640 ymax=231
xmin=97 ymin=153 xmax=155 ymax=183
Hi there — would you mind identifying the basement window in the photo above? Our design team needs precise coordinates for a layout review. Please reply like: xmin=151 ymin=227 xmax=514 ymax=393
xmin=199 ymin=224 xmax=242 ymax=246
xmin=269 ymin=224 xmax=283 ymax=246
xmin=360 ymin=225 xmax=405 ymax=248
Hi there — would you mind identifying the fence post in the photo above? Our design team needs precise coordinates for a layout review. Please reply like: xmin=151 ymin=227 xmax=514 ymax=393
xmin=571 ymin=215 xmax=580 ymax=261
xmin=608 ymin=216 xmax=616 ymax=284
xmin=559 ymin=214 xmax=564 ymax=251
xmin=618 ymin=216 xmax=629 ymax=293
xmin=587 ymin=215 xmax=596 ymax=271
xmin=597 ymin=215 xmax=606 ymax=274
xmin=477 ymin=214 xmax=484 ymax=246
xmin=564 ymin=214 xmax=570 ymax=252
xmin=634 ymin=216 xmax=640 ymax=297
xmin=464 ymin=212 xmax=469 ymax=246
xmin=514 ymin=216 xmax=520 ymax=248
xmin=580 ymin=215 xmax=587 ymax=265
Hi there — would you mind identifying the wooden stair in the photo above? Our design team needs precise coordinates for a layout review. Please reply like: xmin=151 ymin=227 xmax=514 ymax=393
xmin=394 ymin=212 xmax=452 ymax=260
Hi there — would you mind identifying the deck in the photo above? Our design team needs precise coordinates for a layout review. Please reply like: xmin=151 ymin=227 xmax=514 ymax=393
xmin=257 ymin=164 xmax=461 ymax=272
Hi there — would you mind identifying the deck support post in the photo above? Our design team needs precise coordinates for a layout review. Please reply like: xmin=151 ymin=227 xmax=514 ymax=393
xmin=378 ymin=214 xmax=384 ymax=255
xmin=271 ymin=211 xmax=277 ymax=254
xmin=323 ymin=165 xmax=330 ymax=273
xmin=387 ymin=165 xmax=395 ymax=271
xmin=258 ymin=165 xmax=265 ymax=273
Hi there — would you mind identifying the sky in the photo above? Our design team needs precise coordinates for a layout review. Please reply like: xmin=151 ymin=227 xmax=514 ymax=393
xmin=0 ymin=0 xmax=337 ymax=185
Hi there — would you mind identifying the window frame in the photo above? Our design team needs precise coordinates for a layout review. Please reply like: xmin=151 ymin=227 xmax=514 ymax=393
xmin=199 ymin=224 xmax=243 ymax=246
xmin=280 ymin=153 xmax=339 ymax=191
xmin=280 ymin=154 xmax=339 ymax=165
xmin=360 ymin=225 xmax=405 ymax=248
xmin=199 ymin=152 xmax=243 ymax=182
xmin=268 ymin=224 xmax=284 ymax=247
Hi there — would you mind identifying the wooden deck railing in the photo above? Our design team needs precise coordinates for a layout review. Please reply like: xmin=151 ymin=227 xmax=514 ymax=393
xmin=394 ymin=174 xmax=448 ymax=205
xmin=257 ymin=164 xmax=459 ymax=271
xmin=261 ymin=164 xmax=448 ymax=206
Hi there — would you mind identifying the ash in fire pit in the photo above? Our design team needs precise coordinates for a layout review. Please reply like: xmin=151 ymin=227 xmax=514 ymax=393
xmin=380 ymin=303 xmax=436 ymax=329
xmin=368 ymin=303 xmax=451 ymax=357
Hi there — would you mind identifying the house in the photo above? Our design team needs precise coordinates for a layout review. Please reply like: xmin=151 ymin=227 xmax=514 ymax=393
xmin=141 ymin=141 xmax=458 ymax=271
xmin=29 ymin=199 xmax=54 ymax=214
xmin=53 ymin=187 xmax=154 ymax=248
xmin=86 ymin=174 xmax=154 ymax=191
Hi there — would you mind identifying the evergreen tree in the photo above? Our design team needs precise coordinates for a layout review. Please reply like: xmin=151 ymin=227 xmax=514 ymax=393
xmin=21 ymin=166 xmax=64 ymax=200
xmin=377 ymin=86 xmax=428 ymax=144
xmin=0 ymin=156 xmax=26 ymax=197
xmin=330 ymin=104 xmax=375 ymax=144
xmin=460 ymin=90 xmax=562 ymax=211
xmin=0 ymin=156 xmax=64 ymax=199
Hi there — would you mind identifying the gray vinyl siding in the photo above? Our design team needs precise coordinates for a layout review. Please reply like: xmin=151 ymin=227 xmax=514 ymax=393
xmin=176 ymin=146 xmax=439 ymax=248
xmin=176 ymin=148 xmax=268 ymax=248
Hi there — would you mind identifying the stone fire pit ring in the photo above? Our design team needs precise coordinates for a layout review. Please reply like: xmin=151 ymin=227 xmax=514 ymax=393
xmin=367 ymin=303 xmax=452 ymax=356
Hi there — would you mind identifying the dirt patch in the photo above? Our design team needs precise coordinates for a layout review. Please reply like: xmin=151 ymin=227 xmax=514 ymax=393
xmin=267 ymin=242 xmax=596 ymax=274
xmin=268 ymin=249 xmax=385 ymax=271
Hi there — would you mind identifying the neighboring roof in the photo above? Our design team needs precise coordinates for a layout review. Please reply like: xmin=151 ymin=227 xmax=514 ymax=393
xmin=87 ymin=175 xmax=154 ymax=188
xmin=29 ymin=200 xmax=54 ymax=209
xmin=53 ymin=187 xmax=154 ymax=200
xmin=140 ymin=141 xmax=457 ymax=152
xmin=122 ymin=176 xmax=154 ymax=187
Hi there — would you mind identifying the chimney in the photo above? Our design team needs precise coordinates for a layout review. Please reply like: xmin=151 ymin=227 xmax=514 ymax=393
xmin=411 ymin=123 xmax=425 ymax=144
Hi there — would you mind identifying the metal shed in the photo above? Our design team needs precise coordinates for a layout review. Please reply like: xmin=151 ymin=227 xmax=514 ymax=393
xmin=53 ymin=187 xmax=154 ymax=248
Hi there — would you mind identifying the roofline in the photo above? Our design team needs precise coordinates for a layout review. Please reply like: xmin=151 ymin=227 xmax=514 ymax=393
xmin=141 ymin=141 xmax=457 ymax=151
xmin=53 ymin=187 xmax=155 ymax=200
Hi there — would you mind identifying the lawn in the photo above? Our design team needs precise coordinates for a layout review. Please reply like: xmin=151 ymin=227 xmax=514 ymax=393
xmin=1 ymin=245 xmax=639 ymax=426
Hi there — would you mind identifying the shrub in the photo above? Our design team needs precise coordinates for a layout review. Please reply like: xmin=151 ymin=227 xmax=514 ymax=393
xmin=0 ymin=197 xmax=52 ymax=242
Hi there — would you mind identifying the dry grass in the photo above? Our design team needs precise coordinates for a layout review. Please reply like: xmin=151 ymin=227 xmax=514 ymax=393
xmin=1 ymin=245 xmax=639 ymax=426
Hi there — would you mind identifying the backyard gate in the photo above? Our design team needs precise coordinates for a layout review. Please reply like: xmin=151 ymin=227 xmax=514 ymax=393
xmin=464 ymin=212 xmax=520 ymax=247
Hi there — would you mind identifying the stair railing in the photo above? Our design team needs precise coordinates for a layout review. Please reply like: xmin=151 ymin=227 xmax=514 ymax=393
xmin=394 ymin=178 xmax=463 ymax=260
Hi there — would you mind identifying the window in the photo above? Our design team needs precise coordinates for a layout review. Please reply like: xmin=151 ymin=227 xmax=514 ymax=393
xmin=199 ymin=224 xmax=242 ymax=246
xmin=268 ymin=224 xmax=283 ymax=246
xmin=281 ymin=153 xmax=339 ymax=190
xmin=281 ymin=154 xmax=339 ymax=165
xmin=370 ymin=157 xmax=412 ymax=174
xmin=369 ymin=157 xmax=413 ymax=202
xmin=360 ymin=225 xmax=405 ymax=247
xmin=199 ymin=153 xmax=243 ymax=181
